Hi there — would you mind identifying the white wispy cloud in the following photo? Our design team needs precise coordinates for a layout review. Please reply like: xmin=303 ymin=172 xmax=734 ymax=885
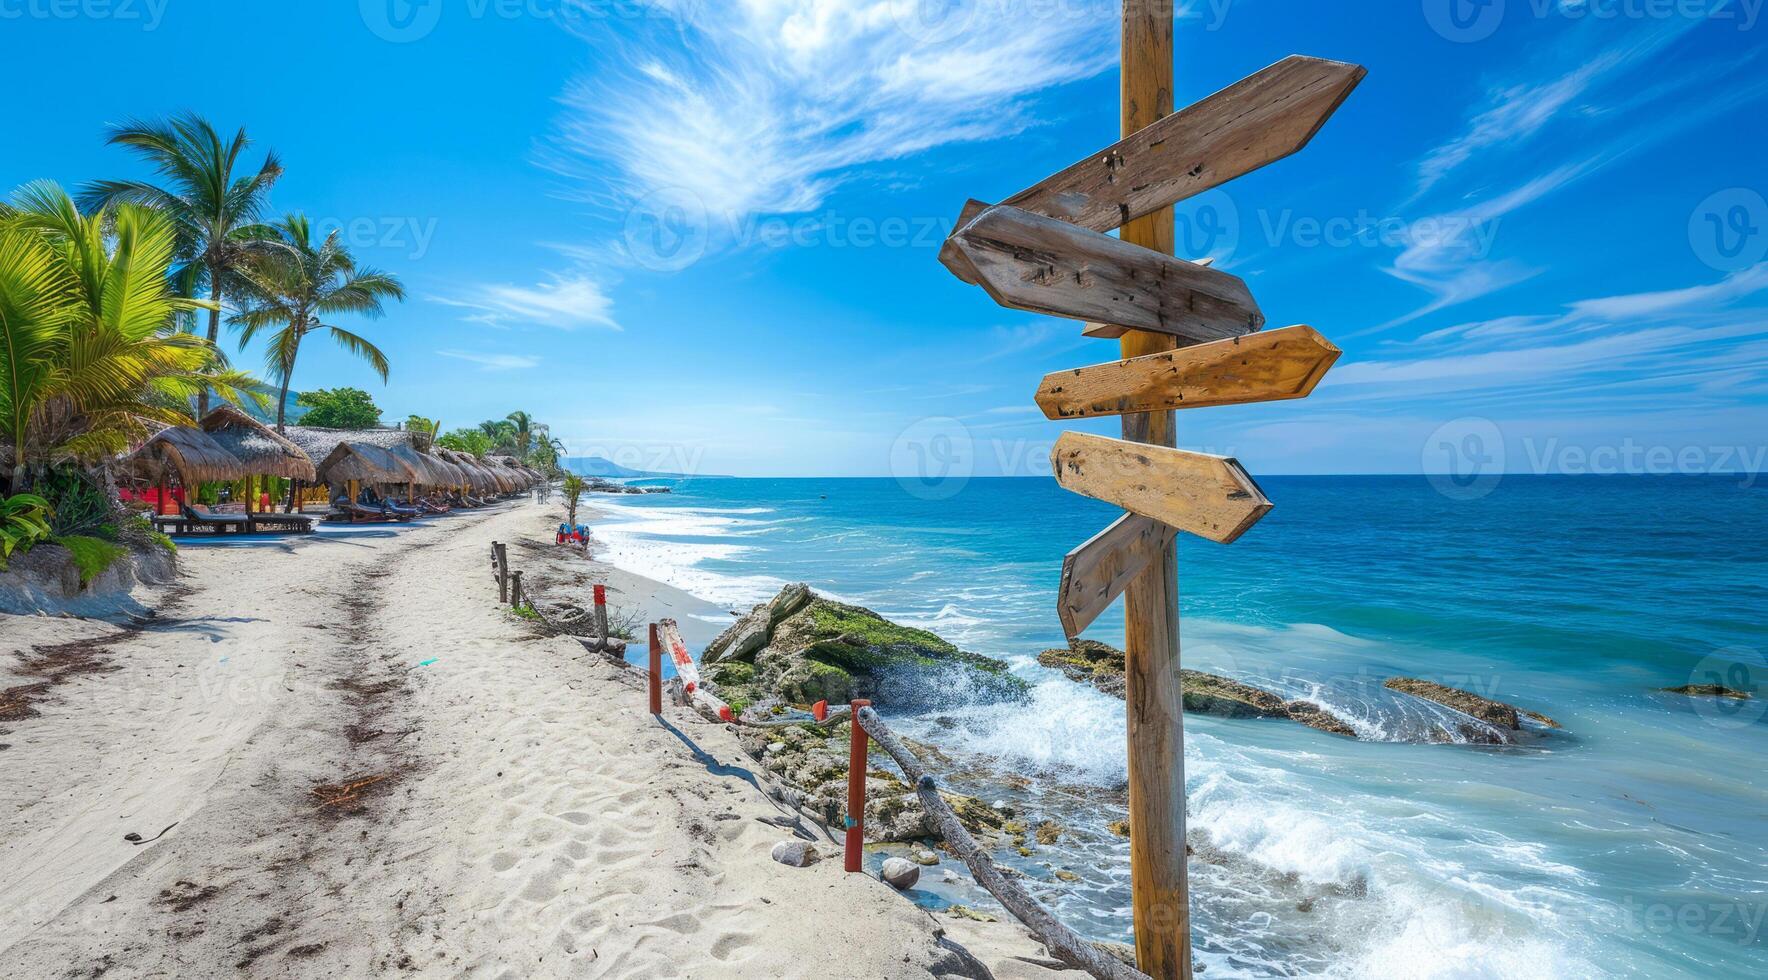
xmin=433 ymin=276 xmax=620 ymax=330
xmin=437 ymin=350 xmax=543 ymax=371
xmin=1413 ymin=21 xmax=1701 ymax=195
xmin=546 ymin=0 xmax=1117 ymax=249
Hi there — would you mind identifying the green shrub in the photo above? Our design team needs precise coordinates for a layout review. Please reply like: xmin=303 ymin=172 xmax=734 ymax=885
xmin=1 ymin=493 xmax=55 ymax=569
xmin=52 ymin=534 xmax=128 ymax=587
xmin=39 ymin=468 xmax=110 ymax=537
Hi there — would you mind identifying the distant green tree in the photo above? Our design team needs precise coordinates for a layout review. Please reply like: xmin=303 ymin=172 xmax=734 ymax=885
xmin=437 ymin=427 xmax=491 ymax=456
xmin=297 ymin=387 xmax=381 ymax=429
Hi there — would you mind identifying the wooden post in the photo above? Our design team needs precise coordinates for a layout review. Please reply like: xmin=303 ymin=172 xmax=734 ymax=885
xmin=510 ymin=571 xmax=523 ymax=609
xmin=648 ymin=624 xmax=663 ymax=715
xmin=593 ymin=584 xmax=610 ymax=645
xmin=1120 ymin=3 xmax=1191 ymax=977
xmin=844 ymin=698 xmax=871 ymax=873
xmin=495 ymin=543 xmax=509 ymax=604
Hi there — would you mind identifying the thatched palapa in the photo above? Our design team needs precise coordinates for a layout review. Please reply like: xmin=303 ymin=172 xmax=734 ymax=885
xmin=199 ymin=406 xmax=317 ymax=482
xmin=122 ymin=426 xmax=245 ymax=486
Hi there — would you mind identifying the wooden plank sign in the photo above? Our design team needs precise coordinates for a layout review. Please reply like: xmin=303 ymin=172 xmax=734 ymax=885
xmin=1037 ymin=325 xmax=1340 ymax=419
xmin=1006 ymin=55 xmax=1367 ymax=234
xmin=940 ymin=203 xmax=1265 ymax=345
xmin=1058 ymin=513 xmax=1177 ymax=641
xmin=1049 ymin=431 xmax=1272 ymax=544
xmin=1082 ymin=258 xmax=1214 ymax=340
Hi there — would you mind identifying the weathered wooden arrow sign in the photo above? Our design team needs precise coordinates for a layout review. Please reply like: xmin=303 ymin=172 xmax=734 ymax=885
xmin=1049 ymin=431 xmax=1272 ymax=545
xmin=1037 ymin=325 xmax=1340 ymax=419
xmin=1005 ymin=55 xmax=1367 ymax=234
xmin=939 ymin=203 xmax=1265 ymax=345
xmin=1082 ymin=259 xmax=1213 ymax=341
xmin=1058 ymin=513 xmax=1177 ymax=641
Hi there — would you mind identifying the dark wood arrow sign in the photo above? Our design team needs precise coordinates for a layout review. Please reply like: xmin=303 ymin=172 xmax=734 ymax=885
xmin=1036 ymin=325 xmax=1340 ymax=419
xmin=1005 ymin=55 xmax=1367 ymax=235
xmin=1049 ymin=432 xmax=1272 ymax=544
xmin=939 ymin=203 xmax=1265 ymax=345
xmin=1058 ymin=513 xmax=1177 ymax=641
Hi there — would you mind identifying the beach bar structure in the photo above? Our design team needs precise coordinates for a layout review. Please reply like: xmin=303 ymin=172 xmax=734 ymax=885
xmin=199 ymin=407 xmax=317 ymax=513
xmin=120 ymin=408 xmax=319 ymax=533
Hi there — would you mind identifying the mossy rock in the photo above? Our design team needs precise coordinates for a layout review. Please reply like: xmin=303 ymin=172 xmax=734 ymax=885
xmin=1660 ymin=684 xmax=1752 ymax=700
xmin=710 ymin=586 xmax=1026 ymax=708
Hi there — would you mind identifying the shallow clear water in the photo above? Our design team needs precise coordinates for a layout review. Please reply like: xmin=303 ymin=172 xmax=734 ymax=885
xmin=588 ymin=475 xmax=1768 ymax=978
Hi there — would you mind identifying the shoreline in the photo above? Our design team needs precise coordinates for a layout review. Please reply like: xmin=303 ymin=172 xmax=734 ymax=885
xmin=0 ymin=498 xmax=1082 ymax=978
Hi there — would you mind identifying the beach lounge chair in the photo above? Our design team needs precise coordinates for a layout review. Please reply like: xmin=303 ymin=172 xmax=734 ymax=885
xmin=330 ymin=501 xmax=408 ymax=524
xmin=182 ymin=503 xmax=250 ymax=534
xmin=247 ymin=511 xmax=316 ymax=534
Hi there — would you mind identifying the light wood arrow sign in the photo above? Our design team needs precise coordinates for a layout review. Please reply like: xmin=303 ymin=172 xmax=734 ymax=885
xmin=1050 ymin=432 xmax=1272 ymax=545
xmin=1004 ymin=55 xmax=1367 ymax=235
xmin=939 ymin=202 xmax=1265 ymax=345
xmin=1057 ymin=513 xmax=1177 ymax=641
xmin=1036 ymin=325 xmax=1340 ymax=419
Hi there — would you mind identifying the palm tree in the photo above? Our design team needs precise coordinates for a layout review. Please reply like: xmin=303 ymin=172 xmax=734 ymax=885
xmin=1 ymin=182 xmax=259 ymax=490
xmin=79 ymin=113 xmax=283 ymax=417
xmin=561 ymin=474 xmax=586 ymax=527
xmin=231 ymin=215 xmax=404 ymax=430
xmin=478 ymin=418 xmax=517 ymax=453
xmin=505 ymin=410 xmax=535 ymax=457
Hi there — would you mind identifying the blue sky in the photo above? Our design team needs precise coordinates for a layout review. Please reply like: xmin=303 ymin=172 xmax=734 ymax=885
xmin=5 ymin=0 xmax=1766 ymax=478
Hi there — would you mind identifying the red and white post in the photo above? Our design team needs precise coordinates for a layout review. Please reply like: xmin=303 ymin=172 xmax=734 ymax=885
xmin=647 ymin=623 xmax=663 ymax=716
xmin=844 ymin=699 xmax=871 ymax=873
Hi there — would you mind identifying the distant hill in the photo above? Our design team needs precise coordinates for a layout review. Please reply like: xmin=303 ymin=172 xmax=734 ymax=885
xmin=237 ymin=383 xmax=307 ymax=426
xmin=561 ymin=457 xmax=724 ymax=479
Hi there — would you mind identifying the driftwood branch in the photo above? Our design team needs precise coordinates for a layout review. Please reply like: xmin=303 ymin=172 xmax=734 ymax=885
xmin=855 ymin=707 xmax=1150 ymax=980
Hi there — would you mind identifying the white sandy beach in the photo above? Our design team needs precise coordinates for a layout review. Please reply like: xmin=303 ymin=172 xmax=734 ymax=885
xmin=0 ymin=499 xmax=1082 ymax=979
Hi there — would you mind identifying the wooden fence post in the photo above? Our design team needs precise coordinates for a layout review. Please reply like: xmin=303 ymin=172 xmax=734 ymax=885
xmin=845 ymin=698 xmax=872 ymax=873
xmin=510 ymin=571 xmax=523 ymax=609
xmin=494 ymin=543 xmax=509 ymax=603
xmin=648 ymin=624 xmax=663 ymax=716
xmin=593 ymin=584 xmax=610 ymax=646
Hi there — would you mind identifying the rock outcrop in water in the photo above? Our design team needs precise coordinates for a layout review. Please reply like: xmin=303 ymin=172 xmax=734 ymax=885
xmin=1038 ymin=643 xmax=1570 ymax=744
xmin=1036 ymin=641 xmax=1360 ymax=738
xmin=704 ymin=585 xmax=1028 ymax=845
xmin=704 ymin=583 xmax=1026 ymax=712
xmin=1382 ymin=678 xmax=1562 ymax=735
xmin=1658 ymin=684 xmax=1752 ymax=700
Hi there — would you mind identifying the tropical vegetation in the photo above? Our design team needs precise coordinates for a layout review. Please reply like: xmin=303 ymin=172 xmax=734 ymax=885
xmin=78 ymin=113 xmax=284 ymax=419
xmin=295 ymin=386 xmax=383 ymax=429
xmin=232 ymin=214 xmax=404 ymax=429
xmin=1 ymin=111 xmax=565 ymax=584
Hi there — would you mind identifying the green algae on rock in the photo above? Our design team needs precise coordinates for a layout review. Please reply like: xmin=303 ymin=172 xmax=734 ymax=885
xmin=705 ymin=584 xmax=1026 ymax=709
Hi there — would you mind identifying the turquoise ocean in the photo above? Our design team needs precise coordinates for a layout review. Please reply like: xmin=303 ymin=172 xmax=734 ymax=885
xmin=586 ymin=475 xmax=1767 ymax=978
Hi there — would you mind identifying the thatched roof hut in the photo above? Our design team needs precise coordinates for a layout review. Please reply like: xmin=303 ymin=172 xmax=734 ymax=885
xmin=386 ymin=443 xmax=459 ymax=488
xmin=311 ymin=442 xmax=417 ymax=486
xmin=435 ymin=448 xmax=497 ymax=492
xmin=199 ymin=407 xmax=316 ymax=481
xmin=122 ymin=426 xmax=244 ymax=486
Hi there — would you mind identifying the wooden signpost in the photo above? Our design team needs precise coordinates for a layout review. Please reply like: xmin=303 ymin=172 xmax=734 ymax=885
xmin=933 ymin=6 xmax=1364 ymax=976
xmin=1057 ymin=514 xmax=1176 ymax=641
xmin=939 ymin=203 xmax=1265 ymax=344
xmin=1036 ymin=326 xmax=1341 ymax=419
